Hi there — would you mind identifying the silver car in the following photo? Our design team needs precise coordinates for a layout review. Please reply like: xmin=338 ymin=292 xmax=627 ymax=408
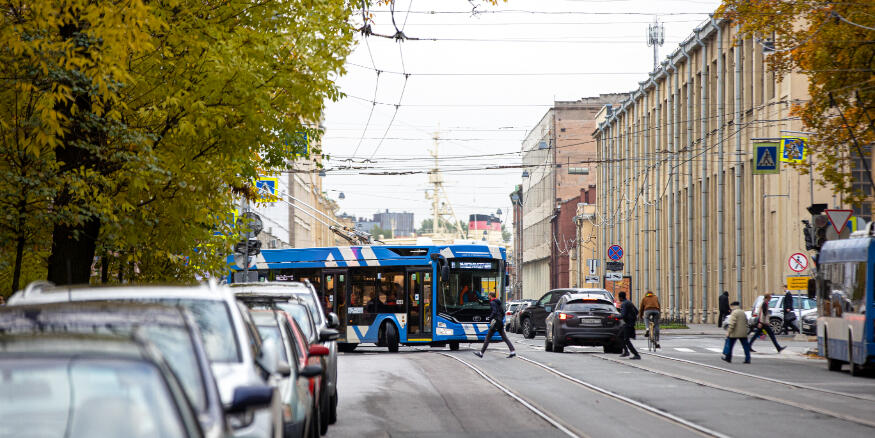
xmin=9 ymin=281 xmax=283 ymax=438
xmin=232 ymin=281 xmax=339 ymax=436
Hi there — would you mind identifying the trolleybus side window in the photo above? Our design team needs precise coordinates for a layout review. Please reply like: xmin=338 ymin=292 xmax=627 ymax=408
xmin=821 ymin=262 xmax=867 ymax=315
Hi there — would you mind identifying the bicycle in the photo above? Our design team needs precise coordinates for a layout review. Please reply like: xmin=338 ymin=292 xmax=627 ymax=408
xmin=646 ymin=313 xmax=658 ymax=352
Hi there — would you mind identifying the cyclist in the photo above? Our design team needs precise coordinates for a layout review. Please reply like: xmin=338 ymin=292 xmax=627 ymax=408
xmin=639 ymin=290 xmax=661 ymax=348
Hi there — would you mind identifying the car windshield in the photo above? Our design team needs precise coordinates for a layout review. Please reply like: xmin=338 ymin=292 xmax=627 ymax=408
xmin=136 ymin=326 xmax=205 ymax=413
xmin=142 ymin=299 xmax=240 ymax=363
xmin=276 ymin=303 xmax=315 ymax=342
xmin=290 ymin=292 xmax=324 ymax=326
xmin=255 ymin=325 xmax=288 ymax=363
xmin=565 ymin=300 xmax=616 ymax=312
xmin=0 ymin=357 xmax=187 ymax=438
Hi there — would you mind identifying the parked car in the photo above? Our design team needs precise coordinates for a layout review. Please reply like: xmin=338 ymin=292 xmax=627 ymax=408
xmin=544 ymin=293 xmax=624 ymax=353
xmin=749 ymin=294 xmax=817 ymax=333
xmin=251 ymin=310 xmax=323 ymax=438
xmin=233 ymin=282 xmax=339 ymax=435
xmin=8 ymin=281 xmax=283 ymax=438
xmin=800 ymin=312 xmax=817 ymax=335
xmin=0 ymin=332 xmax=208 ymax=438
xmin=509 ymin=300 xmax=535 ymax=333
xmin=503 ymin=301 xmax=526 ymax=331
xmin=0 ymin=301 xmax=232 ymax=438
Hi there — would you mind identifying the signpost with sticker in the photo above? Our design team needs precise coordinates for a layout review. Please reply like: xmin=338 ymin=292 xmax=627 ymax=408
xmin=780 ymin=136 xmax=807 ymax=164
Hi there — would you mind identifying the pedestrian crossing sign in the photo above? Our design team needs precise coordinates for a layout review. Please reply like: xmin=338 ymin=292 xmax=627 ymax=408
xmin=753 ymin=142 xmax=780 ymax=174
xmin=255 ymin=177 xmax=279 ymax=203
xmin=780 ymin=136 xmax=807 ymax=164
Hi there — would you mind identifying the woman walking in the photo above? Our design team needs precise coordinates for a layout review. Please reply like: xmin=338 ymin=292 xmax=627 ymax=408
xmin=748 ymin=294 xmax=786 ymax=353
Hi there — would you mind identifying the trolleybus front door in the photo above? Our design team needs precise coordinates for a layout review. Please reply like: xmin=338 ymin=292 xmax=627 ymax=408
xmin=406 ymin=269 xmax=432 ymax=340
xmin=323 ymin=270 xmax=348 ymax=337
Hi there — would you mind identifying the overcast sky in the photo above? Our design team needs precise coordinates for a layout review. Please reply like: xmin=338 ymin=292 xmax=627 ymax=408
xmin=321 ymin=0 xmax=722 ymax=229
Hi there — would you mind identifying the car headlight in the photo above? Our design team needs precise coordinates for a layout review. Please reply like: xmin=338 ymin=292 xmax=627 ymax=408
xmin=436 ymin=328 xmax=453 ymax=336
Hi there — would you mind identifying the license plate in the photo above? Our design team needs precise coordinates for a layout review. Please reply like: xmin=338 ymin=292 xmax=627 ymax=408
xmin=580 ymin=318 xmax=602 ymax=326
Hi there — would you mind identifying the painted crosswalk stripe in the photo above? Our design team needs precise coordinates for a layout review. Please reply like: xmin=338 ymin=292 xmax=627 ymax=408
xmin=706 ymin=348 xmax=723 ymax=353
xmin=674 ymin=347 xmax=695 ymax=353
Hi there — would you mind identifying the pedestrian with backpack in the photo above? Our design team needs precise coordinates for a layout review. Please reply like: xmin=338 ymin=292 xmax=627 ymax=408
xmin=618 ymin=292 xmax=640 ymax=360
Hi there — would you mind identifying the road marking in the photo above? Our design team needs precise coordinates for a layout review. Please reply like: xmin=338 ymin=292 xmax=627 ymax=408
xmin=516 ymin=355 xmax=730 ymax=438
xmin=438 ymin=352 xmax=584 ymax=438
xmin=595 ymin=354 xmax=875 ymax=428
xmin=642 ymin=351 xmax=875 ymax=402
xmin=674 ymin=347 xmax=695 ymax=352
xmin=706 ymin=348 xmax=723 ymax=353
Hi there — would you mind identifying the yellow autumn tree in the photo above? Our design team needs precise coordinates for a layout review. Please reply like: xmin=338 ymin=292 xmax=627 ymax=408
xmin=719 ymin=1 xmax=875 ymax=207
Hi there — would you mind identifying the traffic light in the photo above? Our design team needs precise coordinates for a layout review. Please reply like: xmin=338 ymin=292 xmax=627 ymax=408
xmin=813 ymin=214 xmax=829 ymax=250
xmin=802 ymin=220 xmax=815 ymax=250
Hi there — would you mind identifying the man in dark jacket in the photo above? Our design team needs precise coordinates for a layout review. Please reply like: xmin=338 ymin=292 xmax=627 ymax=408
xmin=618 ymin=292 xmax=640 ymax=359
xmin=781 ymin=290 xmax=799 ymax=335
xmin=718 ymin=291 xmax=730 ymax=328
xmin=474 ymin=292 xmax=516 ymax=358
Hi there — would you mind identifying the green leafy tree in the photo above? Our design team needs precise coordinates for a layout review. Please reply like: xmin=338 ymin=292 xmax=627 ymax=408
xmin=1 ymin=0 xmax=356 ymax=291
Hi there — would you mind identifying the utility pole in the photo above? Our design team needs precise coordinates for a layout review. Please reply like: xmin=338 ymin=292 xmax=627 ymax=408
xmin=647 ymin=17 xmax=665 ymax=71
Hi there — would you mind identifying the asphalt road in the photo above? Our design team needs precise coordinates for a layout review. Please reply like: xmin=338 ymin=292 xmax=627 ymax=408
xmin=327 ymin=331 xmax=875 ymax=438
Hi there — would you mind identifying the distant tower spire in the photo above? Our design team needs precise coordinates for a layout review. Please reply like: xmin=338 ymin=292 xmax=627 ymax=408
xmin=647 ymin=17 xmax=665 ymax=71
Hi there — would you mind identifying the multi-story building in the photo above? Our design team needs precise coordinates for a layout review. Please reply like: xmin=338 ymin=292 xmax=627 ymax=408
xmin=518 ymin=95 xmax=624 ymax=300
xmin=373 ymin=210 xmax=415 ymax=237
xmin=592 ymin=16 xmax=849 ymax=322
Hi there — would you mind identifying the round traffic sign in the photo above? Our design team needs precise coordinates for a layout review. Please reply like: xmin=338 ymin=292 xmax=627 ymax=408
xmin=788 ymin=253 xmax=809 ymax=272
xmin=608 ymin=245 xmax=624 ymax=261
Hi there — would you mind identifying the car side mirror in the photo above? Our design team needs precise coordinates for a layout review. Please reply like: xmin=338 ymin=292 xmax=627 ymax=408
xmin=299 ymin=364 xmax=323 ymax=379
xmin=226 ymin=385 xmax=274 ymax=414
xmin=309 ymin=344 xmax=330 ymax=357
xmin=275 ymin=360 xmax=291 ymax=378
xmin=326 ymin=312 xmax=340 ymax=329
xmin=318 ymin=327 xmax=340 ymax=343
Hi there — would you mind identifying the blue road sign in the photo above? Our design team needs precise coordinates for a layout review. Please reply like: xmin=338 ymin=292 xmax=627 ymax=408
xmin=607 ymin=245 xmax=624 ymax=261
xmin=753 ymin=142 xmax=780 ymax=175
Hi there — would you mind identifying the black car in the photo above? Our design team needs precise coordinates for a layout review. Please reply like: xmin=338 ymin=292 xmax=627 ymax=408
xmin=0 ymin=332 xmax=208 ymax=438
xmin=0 ymin=301 xmax=232 ymax=438
xmin=517 ymin=290 xmax=565 ymax=338
xmin=544 ymin=293 xmax=624 ymax=353
xmin=518 ymin=288 xmax=615 ymax=338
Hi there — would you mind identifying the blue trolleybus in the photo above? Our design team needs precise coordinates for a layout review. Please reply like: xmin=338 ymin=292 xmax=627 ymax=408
xmin=229 ymin=244 xmax=507 ymax=352
xmin=816 ymin=236 xmax=875 ymax=375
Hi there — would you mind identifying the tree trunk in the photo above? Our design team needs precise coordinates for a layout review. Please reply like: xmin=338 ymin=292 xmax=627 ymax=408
xmin=46 ymin=218 xmax=100 ymax=285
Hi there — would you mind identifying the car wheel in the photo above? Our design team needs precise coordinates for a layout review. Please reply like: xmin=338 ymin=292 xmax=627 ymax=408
xmin=338 ymin=343 xmax=357 ymax=353
xmin=770 ymin=318 xmax=783 ymax=334
xmin=552 ymin=337 xmax=564 ymax=353
xmin=522 ymin=318 xmax=535 ymax=339
xmin=449 ymin=341 xmax=459 ymax=351
xmin=310 ymin=401 xmax=321 ymax=438
xmin=329 ymin=390 xmax=338 ymax=424
xmin=544 ymin=335 xmax=553 ymax=351
xmin=385 ymin=323 xmax=399 ymax=352
xmin=319 ymin=385 xmax=330 ymax=435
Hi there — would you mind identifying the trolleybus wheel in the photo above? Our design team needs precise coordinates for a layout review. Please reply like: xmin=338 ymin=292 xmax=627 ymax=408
xmin=449 ymin=341 xmax=459 ymax=351
xmin=849 ymin=333 xmax=863 ymax=376
xmin=384 ymin=323 xmax=399 ymax=352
